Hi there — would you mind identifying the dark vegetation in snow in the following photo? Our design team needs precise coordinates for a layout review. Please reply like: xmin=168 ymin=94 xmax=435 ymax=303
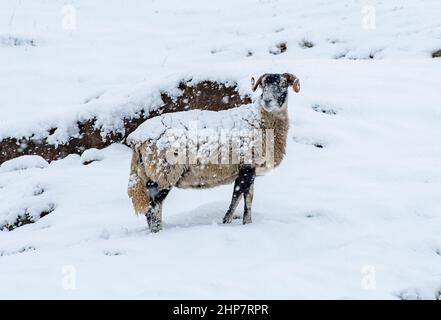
xmin=312 ymin=104 xmax=338 ymax=115
xmin=0 ymin=81 xmax=251 ymax=164
xmin=0 ymin=246 xmax=36 ymax=257
xmin=299 ymin=39 xmax=314 ymax=49
xmin=334 ymin=50 xmax=349 ymax=59
xmin=432 ymin=50 xmax=441 ymax=58
xmin=293 ymin=136 xmax=327 ymax=149
xmin=0 ymin=35 xmax=36 ymax=47
xmin=104 ymin=250 xmax=124 ymax=256
xmin=270 ymin=42 xmax=287 ymax=55
xmin=397 ymin=288 xmax=423 ymax=300
xmin=82 ymin=159 xmax=98 ymax=166
xmin=1 ymin=204 xmax=55 ymax=231
xmin=334 ymin=48 xmax=383 ymax=60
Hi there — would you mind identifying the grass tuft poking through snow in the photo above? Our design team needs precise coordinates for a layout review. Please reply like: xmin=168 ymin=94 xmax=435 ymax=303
xmin=432 ymin=50 xmax=441 ymax=58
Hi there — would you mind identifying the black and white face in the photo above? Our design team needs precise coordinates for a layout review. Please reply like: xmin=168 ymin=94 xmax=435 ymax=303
xmin=260 ymin=74 xmax=289 ymax=112
xmin=251 ymin=73 xmax=300 ymax=112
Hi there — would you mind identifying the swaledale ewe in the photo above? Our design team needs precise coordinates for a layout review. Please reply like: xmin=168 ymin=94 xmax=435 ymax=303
xmin=127 ymin=73 xmax=300 ymax=232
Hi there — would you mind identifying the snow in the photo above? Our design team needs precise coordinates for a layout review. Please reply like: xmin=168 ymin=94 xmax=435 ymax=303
xmin=0 ymin=155 xmax=49 ymax=173
xmin=80 ymin=148 xmax=104 ymax=165
xmin=1 ymin=0 xmax=441 ymax=299
xmin=128 ymin=104 xmax=259 ymax=145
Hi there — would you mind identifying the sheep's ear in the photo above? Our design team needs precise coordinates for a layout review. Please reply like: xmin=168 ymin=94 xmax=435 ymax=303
xmin=293 ymin=78 xmax=300 ymax=93
xmin=283 ymin=73 xmax=300 ymax=93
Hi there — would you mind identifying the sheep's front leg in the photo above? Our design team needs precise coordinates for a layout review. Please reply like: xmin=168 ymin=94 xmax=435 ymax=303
xmin=223 ymin=166 xmax=256 ymax=224
xmin=146 ymin=182 xmax=170 ymax=233
xmin=243 ymin=181 xmax=254 ymax=224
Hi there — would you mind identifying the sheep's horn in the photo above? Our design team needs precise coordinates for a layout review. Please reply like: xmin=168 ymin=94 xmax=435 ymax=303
xmin=283 ymin=73 xmax=300 ymax=93
xmin=251 ymin=74 xmax=266 ymax=92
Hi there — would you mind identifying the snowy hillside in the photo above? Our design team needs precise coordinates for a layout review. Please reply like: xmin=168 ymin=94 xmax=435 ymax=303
xmin=1 ymin=0 xmax=441 ymax=139
xmin=1 ymin=0 xmax=441 ymax=299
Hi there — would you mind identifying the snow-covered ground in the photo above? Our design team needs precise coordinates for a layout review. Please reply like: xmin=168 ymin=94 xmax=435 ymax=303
xmin=1 ymin=0 xmax=441 ymax=299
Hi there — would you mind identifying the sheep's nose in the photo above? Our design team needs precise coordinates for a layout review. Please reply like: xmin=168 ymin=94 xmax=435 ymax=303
xmin=264 ymin=99 xmax=272 ymax=104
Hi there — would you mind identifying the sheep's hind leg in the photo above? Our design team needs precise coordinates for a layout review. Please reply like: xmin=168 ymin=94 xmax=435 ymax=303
xmin=241 ymin=166 xmax=256 ymax=224
xmin=223 ymin=180 xmax=242 ymax=224
xmin=223 ymin=166 xmax=256 ymax=224
xmin=146 ymin=182 xmax=170 ymax=233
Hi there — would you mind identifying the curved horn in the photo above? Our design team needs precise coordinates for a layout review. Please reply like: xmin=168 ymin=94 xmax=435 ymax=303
xmin=251 ymin=74 xmax=266 ymax=92
xmin=283 ymin=73 xmax=300 ymax=93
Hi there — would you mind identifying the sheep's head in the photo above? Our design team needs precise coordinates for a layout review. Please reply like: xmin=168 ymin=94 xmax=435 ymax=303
xmin=251 ymin=73 xmax=300 ymax=112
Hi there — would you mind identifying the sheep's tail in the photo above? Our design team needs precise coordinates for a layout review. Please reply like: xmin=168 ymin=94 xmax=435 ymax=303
xmin=127 ymin=148 xmax=150 ymax=215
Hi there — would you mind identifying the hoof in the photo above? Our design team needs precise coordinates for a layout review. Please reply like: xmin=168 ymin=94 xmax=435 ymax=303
xmin=150 ymin=226 xmax=162 ymax=233
xmin=149 ymin=217 xmax=162 ymax=233
xmin=149 ymin=223 xmax=162 ymax=233
xmin=243 ymin=215 xmax=252 ymax=225
xmin=223 ymin=215 xmax=233 ymax=224
xmin=150 ymin=222 xmax=162 ymax=233
xmin=146 ymin=214 xmax=152 ymax=228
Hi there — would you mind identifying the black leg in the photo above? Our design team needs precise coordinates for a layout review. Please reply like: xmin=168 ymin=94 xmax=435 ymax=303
xmin=243 ymin=181 xmax=254 ymax=224
xmin=223 ymin=166 xmax=256 ymax=224
xmin=223 ymin=178 xmax=242 ymax=224
xmin=146 ymin=181 xmax=170 ymax=233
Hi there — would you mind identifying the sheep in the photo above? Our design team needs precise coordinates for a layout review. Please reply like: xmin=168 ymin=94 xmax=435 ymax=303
xmin=127 ymin=73 xmax=300 ymax=232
